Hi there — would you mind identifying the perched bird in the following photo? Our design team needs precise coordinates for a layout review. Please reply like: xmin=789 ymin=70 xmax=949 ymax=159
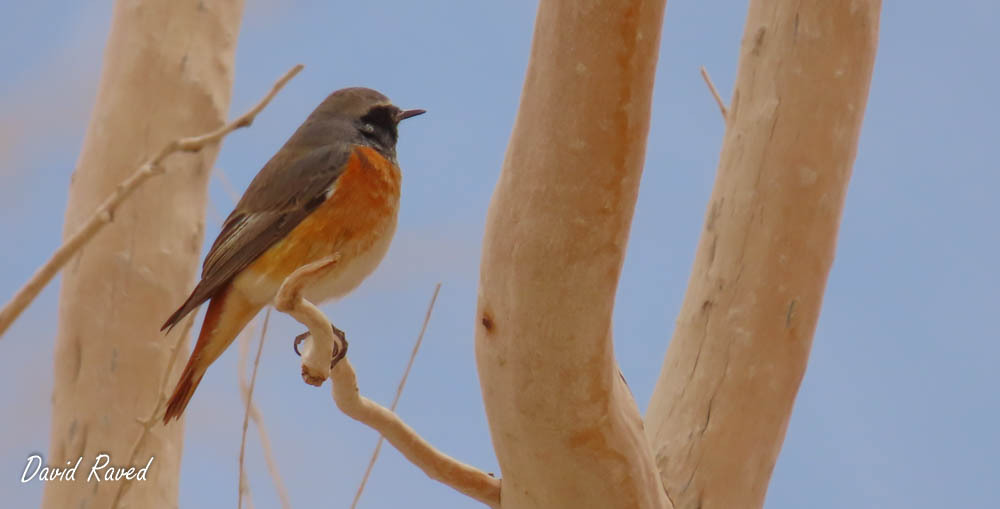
xmin=160 ymin=87 xmax=424 ymax=423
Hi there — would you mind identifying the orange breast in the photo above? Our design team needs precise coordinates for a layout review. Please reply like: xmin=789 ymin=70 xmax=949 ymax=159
xmin=245 ymin=146 xmax=401 ymax=285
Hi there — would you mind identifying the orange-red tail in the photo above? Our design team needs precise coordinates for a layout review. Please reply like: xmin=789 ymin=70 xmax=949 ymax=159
xmin=163 ymin=285 xmax=261 ymax=423
xmin=163 ymin=363 xmax=204 ymax=424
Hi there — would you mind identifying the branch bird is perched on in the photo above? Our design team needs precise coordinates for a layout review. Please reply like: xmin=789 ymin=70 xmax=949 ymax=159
xmin=161 ymin=87 xmax=425 ymax=423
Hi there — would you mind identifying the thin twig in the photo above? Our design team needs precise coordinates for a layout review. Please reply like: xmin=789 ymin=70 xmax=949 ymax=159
xmin=241 ymin=476 xmax=256 ymax=509
xmin=700 ymin=66 xmax=728 ymax=120
xmin=109 ymin=314 xmax=196 ymax=509
xmin=206 ymin=199 xmax=226 ymax=226
xmin=237 ymin=321 xmax=258 ymax=509
xmin=0 ymin=64 xmax=304 ymax=339
xmin=275 ymin=263 xmax=500 ymax=508
xmin=216 ymin=151 xmax=293 ymax=509
xmin=238 ymin=314 xmax=293 ymax=509
xmin=239 ymin=307 xmax=271 ymax=509
xmin=248 ymin=400 xmax=293 ymax=509
xmin=351 ymin=283 xmax=441 ymax=509
xmin=213 ymin=165 xmax=243 ymax=204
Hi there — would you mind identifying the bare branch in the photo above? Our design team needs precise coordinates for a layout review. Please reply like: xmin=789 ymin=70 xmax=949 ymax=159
xmin=474 ymin=1 xmax=669 ymax=506
xmin=212 ymin=153 xmax=293 ymax=509
xmin=237 ymin=309 xmax=293 ymax=509
xmin=275 ymin=263 xmax=500 ymax=508
xmin=240 ymin=473 xmax=255 ymax=509
xmin=351 ymin=283 xmax=442 ymax=509
xmin=647 ymin=5 xmax=881 ymax=507
xmin=700 ymin=66 xmax=728 ymax=120
xmin=213 ymin=165 xmax=243 ymax=204
xmin=239 ymin=307 xmax=271 ymax=509
xmin=0 ymin=64 xmax=304 ymax=339
xmin=247 ymin=395 xmax=293 ymax=509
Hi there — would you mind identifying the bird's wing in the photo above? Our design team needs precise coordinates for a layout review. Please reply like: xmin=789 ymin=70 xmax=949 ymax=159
xmin=161 ymin=143 xmax=352 ymax=331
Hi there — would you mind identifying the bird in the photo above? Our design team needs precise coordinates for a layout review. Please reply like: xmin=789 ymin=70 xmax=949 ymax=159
xmin=160 ymin=87 xmax=424 ymax=423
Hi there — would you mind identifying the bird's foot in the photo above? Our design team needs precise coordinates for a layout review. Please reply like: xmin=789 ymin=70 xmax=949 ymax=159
xmin=292 ymin=323 xmax=348 ymax=369
xmin=331 ymin=323 xmax=348 ymax=368
xmin=293 ymin=331 xmax=309 ymax=356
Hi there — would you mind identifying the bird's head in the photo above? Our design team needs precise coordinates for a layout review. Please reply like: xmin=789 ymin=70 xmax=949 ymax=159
xmin=311 ymin=87 xmax=425 ymax=156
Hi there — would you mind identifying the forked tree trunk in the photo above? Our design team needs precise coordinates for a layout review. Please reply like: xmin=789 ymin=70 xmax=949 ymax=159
xmin=43 ymin=1 xmax=244 ymax=508
xmin=644 ymin=1 xmax=881 ymax=508
xmin=477 ymin=0 xmax=879 ymax=507
xmin=475 ymin=1 xmax=670 ymax=508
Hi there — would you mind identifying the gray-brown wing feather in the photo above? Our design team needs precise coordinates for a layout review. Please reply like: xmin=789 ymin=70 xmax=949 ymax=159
xmin=161 ymin=143 xmax=352 ymax=331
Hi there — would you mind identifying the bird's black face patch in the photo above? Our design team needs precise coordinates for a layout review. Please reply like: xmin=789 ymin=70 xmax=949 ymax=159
xmin=358 ymin=105 xmax=400 ymax=153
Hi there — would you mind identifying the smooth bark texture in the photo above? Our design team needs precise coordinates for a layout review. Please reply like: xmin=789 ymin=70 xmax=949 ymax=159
xmin=44 ymin=1 xmax=244 ymax=508
xmin=644 ymin=2 xmax=881 ymax=508
xmin=476 ymin=1 xmax=669 ymax=507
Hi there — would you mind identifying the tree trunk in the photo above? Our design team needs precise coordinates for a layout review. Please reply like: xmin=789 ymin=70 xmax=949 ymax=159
xmin=474 ymin=1 xmax=670 ymax=507
xmin=643 ymin=1 xmax=881 ymax=508
xmin=43 ymin=1 xmax=244 ymax=508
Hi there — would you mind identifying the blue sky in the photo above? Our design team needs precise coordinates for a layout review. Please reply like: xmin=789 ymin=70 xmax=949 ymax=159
xmin=2 ymin=1 xmax=998 ymax=507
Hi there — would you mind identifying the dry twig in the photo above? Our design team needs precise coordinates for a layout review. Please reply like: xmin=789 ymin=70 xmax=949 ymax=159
xmin=274 ymin=260 xmax=500 ymax=508
xmin=700 ymin=66 xmax=728 ymax=120
xmin=0 ymin=64 xmax=304 ymax=338
xmin=351 ymin=283 xmax=442 ymax=509
xmin=214 ymin=165 xmax=243 ymax=204
xmin=239 ymin=308 xmax=272 ymax=509
xmin=238 ymin=314 xmax=294 ymax=509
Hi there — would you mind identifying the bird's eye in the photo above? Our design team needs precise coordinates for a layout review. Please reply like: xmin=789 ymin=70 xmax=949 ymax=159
xmin=358 ymin=106 xmax=399 ymax=145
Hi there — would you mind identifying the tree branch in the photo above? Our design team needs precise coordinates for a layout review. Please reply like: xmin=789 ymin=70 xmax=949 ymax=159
xmin=645 ymin=3 xmax=881 ymax=507
xmin=238 ymin=313 xmax=294 ymax=509
xmin=238 ymin=308 xmax=271 ymax=509
xmin=0 ymin=64 xmax=303 ymax=339
xmin=700 ymin=66 xmax=728 ymax=120
xmin=274 ymin=260 xmax=500 ymax=508
xmin=351 ymin=283 xmax=441 ymax=509
xmin=474 ymin=1 xmax=670 ymax=507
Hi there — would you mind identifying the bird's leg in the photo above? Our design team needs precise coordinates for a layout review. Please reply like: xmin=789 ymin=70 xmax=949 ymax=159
xmin=330 ymin=323 xmax=348 ymax=368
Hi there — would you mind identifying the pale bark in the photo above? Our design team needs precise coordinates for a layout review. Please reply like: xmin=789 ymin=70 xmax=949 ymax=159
xmin=644 ymin=2 xmax=881 ymax=508
xmin=44 ymin=1 xmax=244 ymax=508
xmin=475 ymin=1 xmax=669 ymax=508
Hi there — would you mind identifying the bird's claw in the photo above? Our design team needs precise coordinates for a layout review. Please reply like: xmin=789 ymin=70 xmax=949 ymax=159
xmin=292 ymin=324 xmax=348 ymax=369
xmin=331 ymin=323 xmax=348 ymax=368
xmin=293 ymin=331 xmax=310 ymax=356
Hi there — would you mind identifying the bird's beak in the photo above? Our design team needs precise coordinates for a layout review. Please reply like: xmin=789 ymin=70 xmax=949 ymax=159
xmin=397 ymin=108 xmax=426 ymax=122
